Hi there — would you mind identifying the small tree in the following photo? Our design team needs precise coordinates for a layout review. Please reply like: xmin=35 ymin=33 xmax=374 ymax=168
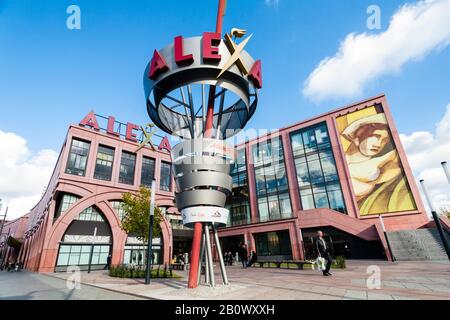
xmin=439 ymin=206 xmax=450 ymax=220
xmin=120 ymin=186 xmax=162 ymax=249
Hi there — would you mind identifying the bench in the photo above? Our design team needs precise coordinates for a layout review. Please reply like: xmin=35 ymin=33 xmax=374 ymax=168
xmin=254 ymin=260 xmax=314 ymax=270
xmin=170 ymin=263 xmax=188 ymax=271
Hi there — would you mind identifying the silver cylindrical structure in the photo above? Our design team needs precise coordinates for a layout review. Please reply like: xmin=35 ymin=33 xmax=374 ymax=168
xmin=204 ymin=224 xmax=215 ymax=287
xmin=442 ymin=162 xmax=450 ymax=185
xmin=172 ymin=138 xmax=235 ymax=228
xmin=212 ymin=224 xmax=229 ymax=285
xmin=419 ymin=179 xmax=435 ymax=212
xmin=197 ymin=232 xmax=206 ymax=286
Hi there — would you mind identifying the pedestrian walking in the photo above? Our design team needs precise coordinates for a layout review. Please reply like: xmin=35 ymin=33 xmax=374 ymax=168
xmin=105 ymin=254 xmax=112 ymax=270
xmin=246 ymin=250 xmax=257 ymax=268
xmin=239 ymin=243 xmax=248 ymax=268
xmin=316 ymin=230 xmax=333 ymax=276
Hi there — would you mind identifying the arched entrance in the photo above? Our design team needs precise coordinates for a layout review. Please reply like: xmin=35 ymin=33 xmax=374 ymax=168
xmin=54 ymin=206 xmax=112 ymax=272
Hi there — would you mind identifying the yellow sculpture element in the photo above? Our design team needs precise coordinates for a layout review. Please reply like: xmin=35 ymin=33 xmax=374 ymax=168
xmin=230 ymin=28 xmax=247 ymax=38
xmin=217 ymin=28 xmax=252 ymax=78
xmin=135 ymin=123 xmax=156 ymax=152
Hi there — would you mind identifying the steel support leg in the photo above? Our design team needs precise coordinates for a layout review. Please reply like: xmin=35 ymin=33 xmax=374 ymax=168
xmin=197 ymin=232 xmax=206 ymax=286
xmin=204 ymin=223 xmax=215 ymax=287
xmin=212 ymin=224 xmax=229 ymax=285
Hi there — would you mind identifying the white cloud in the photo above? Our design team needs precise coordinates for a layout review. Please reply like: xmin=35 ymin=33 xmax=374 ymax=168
xmin=400 ymin=103 xmax=450 ymax=215
xmin=0 ymin=130 xmax=58 ymax=220
xmin=303 ymin=0 xmax=450 ymax=102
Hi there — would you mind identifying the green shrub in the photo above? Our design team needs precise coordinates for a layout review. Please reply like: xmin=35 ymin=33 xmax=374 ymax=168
xmin=333 ymin=255 xmax=346 ymax=269
xmin=109 ymin=264 xmax=181 ymax=279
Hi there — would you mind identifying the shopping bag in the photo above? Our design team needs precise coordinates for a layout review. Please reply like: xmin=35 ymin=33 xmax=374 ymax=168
xmin=315 ymin=257 xmax=326 ymax=271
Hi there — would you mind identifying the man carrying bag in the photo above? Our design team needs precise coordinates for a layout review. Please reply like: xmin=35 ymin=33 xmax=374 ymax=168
xmin=315 ymin=230 xmax=333 ymax=276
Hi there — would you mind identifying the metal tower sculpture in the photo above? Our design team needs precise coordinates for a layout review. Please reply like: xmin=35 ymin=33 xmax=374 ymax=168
xmin=143 ymin=0 xmax=262 ymax=288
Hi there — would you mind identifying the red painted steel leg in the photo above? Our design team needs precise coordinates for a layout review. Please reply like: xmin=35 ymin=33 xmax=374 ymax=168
xmin=187 ymin=0 xmax=227 ymax=289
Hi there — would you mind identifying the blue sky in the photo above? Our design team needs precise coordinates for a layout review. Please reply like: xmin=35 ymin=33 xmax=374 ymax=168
xmin=1 ymin=0 xmax=450 ymax=218
xmin=1 ymin=0 xmax=449 ymax=153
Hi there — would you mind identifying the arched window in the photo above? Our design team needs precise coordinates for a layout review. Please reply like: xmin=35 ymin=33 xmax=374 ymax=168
xmin=55 ymin=206 xmax=112 ymax=272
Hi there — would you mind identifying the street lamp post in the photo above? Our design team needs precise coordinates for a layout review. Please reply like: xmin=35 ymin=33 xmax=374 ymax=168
xmin=145 ymin=180 xmax=156 ymax=285
xmin=0 ymin=206 xmax=9 ymax=245
xmin=441 ymin=162 xmax=450 ymax=185
xmin=419 ymin=179 xmax=450 ymax=262
xmin=87 ymin=227 xmax=98 ymax=273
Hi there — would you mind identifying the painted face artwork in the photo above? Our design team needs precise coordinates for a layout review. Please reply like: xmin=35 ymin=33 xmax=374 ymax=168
xmin=357 ymin=128 xmax=390 ymax=157
xmin=336 ymin=106 xmax=417 ymax=216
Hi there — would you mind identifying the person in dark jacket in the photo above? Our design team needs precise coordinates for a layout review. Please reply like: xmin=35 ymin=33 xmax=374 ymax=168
xmin=316 ymin=230 xmax=333 ymax=276
xmin=105 ymin=255 xmax=112 ymax=270
xmin=239 ymin=243 xmax=248 ymax=268
xmin=246 ymin=250 xmax=257 ymax=267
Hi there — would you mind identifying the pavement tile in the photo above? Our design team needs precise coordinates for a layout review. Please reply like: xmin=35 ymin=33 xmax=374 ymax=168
xmin=382 ymin=281 xmax=406 ymax=289
xmin=367 ymin=292 xmax=394 ymax=300
xmin=18 ymin=260 xmax=450 ymax=300
xmin=343 ymin=290 xmax=368 ymax=300
xmin=392 ymin=295 xmax=419 ymax=300
xmin=422 ymin=284 xmax=450 ymax=293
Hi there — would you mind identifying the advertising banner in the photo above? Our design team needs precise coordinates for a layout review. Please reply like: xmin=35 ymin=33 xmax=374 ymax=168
xmin=336 ymin=105 xmax=417 ymax=216
xmin=181 ymin=206 xmax=229 ymax=227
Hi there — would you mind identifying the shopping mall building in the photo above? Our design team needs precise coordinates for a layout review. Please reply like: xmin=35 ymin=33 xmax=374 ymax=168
xmin=0 ymin=94 xmax=441 ymax=272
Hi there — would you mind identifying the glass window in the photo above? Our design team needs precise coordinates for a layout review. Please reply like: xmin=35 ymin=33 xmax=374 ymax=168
xmin=119 ymin=151 xmax=136 ymax=185
xmin=55 ymin=194 xmax=80 ymax=218
xmin=57 ymin=253 xmax=69 ymax=265
xmin=225 ymin=147 xmax=251 ymax=227
xmin=258 ymin=197 xmax=269 ymax=222
xmin=255 ymin=230 xmax=292 ymax=257
xmin=295 ymin=160 xmax=310 ymax=187
xmin=252 ymin=137 xmax=292 ymax=222
xmin=160 ymin=161 xmax=172 ymax=191
xmin=301 ymin=193 xmax=315 ymax=210
xmin=141 ymin=156 xmax=156 ymax=188
xmin=291 ymin=123 xmax=347 ymax=214
xmin=267 ymin=195 xmax=280 ymax=218
xmin=66 ymin=138 xmax=91 ymax=176
xmin=93 ymin=145 xmax=115 ymax=181
xmin=110 ymin=201 xmax=125 ymax=221
xmin=76 ymin=206 xmax=105 ymax=222
xmin=79 ymin=253 xmax=90 ymax=265
xmin=279 ymin=192 xmax=292 ymax=215
xmin=68 ymin=253 xmax=80 ymax=265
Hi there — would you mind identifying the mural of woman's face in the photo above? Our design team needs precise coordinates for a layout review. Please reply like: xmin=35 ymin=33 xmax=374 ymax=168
xmin=357 ymin=128 xmax=390 ymax=157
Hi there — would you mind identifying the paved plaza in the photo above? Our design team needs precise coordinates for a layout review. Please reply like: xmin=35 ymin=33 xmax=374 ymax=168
xmin=0 ymin=271 xmax=142 ymax=300
xmin=2 ymin=260 xmax=448 ymax=300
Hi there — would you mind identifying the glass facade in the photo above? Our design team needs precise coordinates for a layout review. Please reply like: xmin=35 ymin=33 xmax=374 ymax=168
xmin=56 ymin=244 xmax=110 ymax=268
xmin=119 ymin=151 xmax=136 ymax=185
xmin=254 ymin=230 xmax=292 ymax=258
xmin=93 ymin=145 xmax=115 ymax=181
xmin=55 ymin=194 xmax=80 ymax=219
xmin=76 ymin=206 xmax=105 ymax=222
xmin=252 ymin=137 xmax=292 ymax=222
xmin=141 ymin=156 xmax=156 ymax=188
xmin=110 ymin=201 xmax=125 ymax=221
xmin=290 ymin=123 xmax=346 ymax=213
xmin=123 ymin=244 xmax=163 ymax=265
xmin=66 ymin=138 xmax=90 ymax=176
xmin=160 ymin=161 xmax=172 ymax=191
xmin=225 ymin=148 xmax=250 ymax=226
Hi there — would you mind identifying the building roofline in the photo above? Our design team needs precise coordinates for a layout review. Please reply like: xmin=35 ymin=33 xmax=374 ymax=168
xmin=235 ymin=93 xmax=386 ymax=148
